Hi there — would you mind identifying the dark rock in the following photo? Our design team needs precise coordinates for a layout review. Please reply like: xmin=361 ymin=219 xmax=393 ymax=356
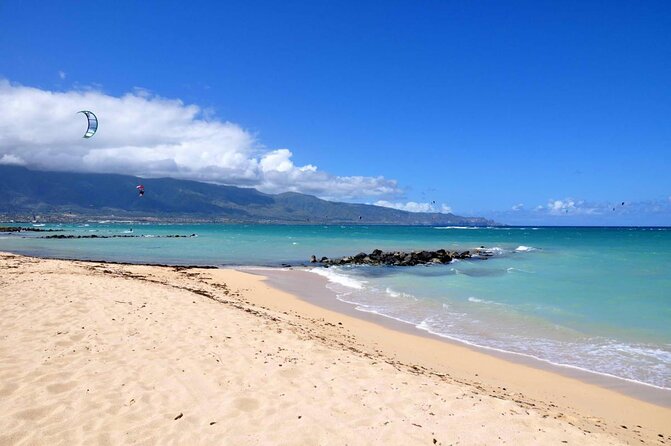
xmin=313 ymin=248 xmax=473 ymax=267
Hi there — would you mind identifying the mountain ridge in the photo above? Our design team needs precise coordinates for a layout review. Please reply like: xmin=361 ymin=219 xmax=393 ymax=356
xmin=0 ymin=166 xmax=496 ymax=225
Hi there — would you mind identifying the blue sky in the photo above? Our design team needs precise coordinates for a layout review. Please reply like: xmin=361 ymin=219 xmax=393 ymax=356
xmin=0 ymin=1 xmax=669 ymax=225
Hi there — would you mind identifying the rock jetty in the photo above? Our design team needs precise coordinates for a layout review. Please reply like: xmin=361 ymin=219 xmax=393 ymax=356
xmin=310 ymin=249 xmax=472 ymax=267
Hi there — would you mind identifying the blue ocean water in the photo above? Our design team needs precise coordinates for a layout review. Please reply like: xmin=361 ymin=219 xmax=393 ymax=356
xmin=1 ymin=223 xmax=670 ymax=388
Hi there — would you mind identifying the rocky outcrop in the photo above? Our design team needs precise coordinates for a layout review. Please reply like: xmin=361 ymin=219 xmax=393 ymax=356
xmin=40 ymin=234 xmax=197 ymax=239
xmin=0 ymin=226 xmax=61 ymax=232
xmin=311 ymin=248 xmax=472 ymax=267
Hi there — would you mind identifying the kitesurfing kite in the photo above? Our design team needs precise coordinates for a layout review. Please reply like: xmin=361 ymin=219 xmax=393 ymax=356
xmin=136 ymin=185 xmax=145 ymax=197
xmin=78 ymin=111 xmax=98 ymax=138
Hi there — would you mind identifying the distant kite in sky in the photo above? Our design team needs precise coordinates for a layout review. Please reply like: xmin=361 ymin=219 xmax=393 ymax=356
xmin=78 ymin=110 xmax=98 ymax=138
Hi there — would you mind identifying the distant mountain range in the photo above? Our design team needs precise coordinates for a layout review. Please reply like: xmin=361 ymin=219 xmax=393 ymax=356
xmin=0 ymin=166 xmax=496 ymax=225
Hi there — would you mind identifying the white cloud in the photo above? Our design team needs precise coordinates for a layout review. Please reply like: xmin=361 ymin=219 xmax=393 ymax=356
xmin=374 ymin=200 xmax=452 ymax=213
xmin=0 ymin=154 xmax=25 ymax=165
xmin=512 ymin=203 xmax=524 ymax=211
xmin=533 ymin=197 xmax=655 ymax=216
xmin=547 ymin=199 xmax=577 ymax=215
xmin=534 ymin=198 xmax=598 ymax=215
xmin=482 ymin=196 xmax=671 ymax=226
xmin=0 ymin=80 xmax=401 ymax=201
xmin=58 ymin=71 xmax=66 ymax=80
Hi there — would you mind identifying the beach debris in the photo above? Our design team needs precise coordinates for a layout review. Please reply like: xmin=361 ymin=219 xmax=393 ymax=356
xmin=78 ymin=110 xmax=98 ymax=138
xmin=314 ymin=248 xmax=472 ymax=267
xmin=209 ymin=421 xmax=216 ymax=425
xmin=174 ymin=413 xmax=183 ymax=420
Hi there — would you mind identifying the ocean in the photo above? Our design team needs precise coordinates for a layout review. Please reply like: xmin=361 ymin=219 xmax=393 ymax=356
xmin=1 ymin=223 xmax=670 ymax=389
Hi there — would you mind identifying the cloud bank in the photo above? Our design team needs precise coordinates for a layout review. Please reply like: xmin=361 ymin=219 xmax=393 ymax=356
xmin=487 ymin=196 xmax=671 ymax=226
xmin=0 ymin=80 xmax=400 ymax=201
xmin=374 ymin=200 xmax=452 ymax=214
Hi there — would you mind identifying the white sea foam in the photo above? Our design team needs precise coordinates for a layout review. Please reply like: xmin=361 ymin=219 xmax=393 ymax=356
xmin=385 ymin=287 xmax=401 ymax=297
xmin=434 ymin=226 xmax=479 ymax=230
xmin=474 ymin=246 xmax=506 ymax=256
xmin=609 ymin=343 xmax=671 ymax=362
xmin=467 ymin=296 xmax=504 ymax=305
xmin=413 ymin=320 xmax=671 ymax=390
xmin=384 ymin=287 xmax=416 ymax=299
xmin=515 ymin=245 xmax=536 ymax=252
xmin=507 ymin=267 xmax=535 ymax=274
xmin=309 ymin=267 xmax=365 ymax=290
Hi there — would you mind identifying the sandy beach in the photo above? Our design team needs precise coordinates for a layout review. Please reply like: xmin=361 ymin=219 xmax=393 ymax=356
xmin=1 ymin=252 xmax=669 ymax=445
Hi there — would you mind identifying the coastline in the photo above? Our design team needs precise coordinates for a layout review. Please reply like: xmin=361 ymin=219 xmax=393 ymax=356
xmin=256 ymin=267 xmax=671 ymax=407
xmin=1 ymin=251 xmax=669 ymax=444
xmin=242 ymin=269 xmax=671 ymax=432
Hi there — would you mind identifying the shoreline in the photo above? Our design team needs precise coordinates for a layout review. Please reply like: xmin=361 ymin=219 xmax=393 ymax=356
xmin=3 ymin=248 xmax=670 ymax=403
xmin=232 ymin=267 xmax=671 ymax=433
xmin=254 ymin=267 xmax=671 ymax=406
xmin=1 ymin=252 xmax=670 ymax=444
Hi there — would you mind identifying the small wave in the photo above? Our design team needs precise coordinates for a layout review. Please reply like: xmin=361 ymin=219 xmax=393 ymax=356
xmin=474 ymin=246 xmax=506 ymax=256
xmin=609 ymin=343 xmax=671 ymax=362
xmin=384 ymin=287 xmax=416 ymax=300
xmin=507 ymin=267 xmax=535 ymax=274
xmin=309 ymin=267 xmax=365 ymax=290
xmin=414 ymin=321 xmax=671 ymax=390
xmin=515 ymin=245 xmax=537 ymax=252
xmin=467 ymin=296 xmax=504 ymax=305
xmin=434 ymin=226 xmax=480 ymax=230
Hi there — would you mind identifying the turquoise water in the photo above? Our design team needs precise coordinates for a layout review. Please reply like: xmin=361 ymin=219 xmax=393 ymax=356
xmin=1 ymin=223 xmax=670 ymax=388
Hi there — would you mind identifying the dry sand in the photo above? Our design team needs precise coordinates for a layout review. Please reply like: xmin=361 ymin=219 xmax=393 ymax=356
xmin=1 ymin=252 xmax=669 ymax=445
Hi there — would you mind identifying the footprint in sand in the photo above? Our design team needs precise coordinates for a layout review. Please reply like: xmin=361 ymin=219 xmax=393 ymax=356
xmin=46 ymin=381 xmax=77 ymax=394
xmin=13 ymin=404 xmax=55 ymax=420
xmin=233 ymin=397 xmax=260 ymax=412
xmin=0 ymin=382 xmax=19 ymax=397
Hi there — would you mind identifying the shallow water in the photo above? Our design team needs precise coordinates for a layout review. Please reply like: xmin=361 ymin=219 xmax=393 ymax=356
xmin=2 ymin=223 xmax=670 ymax=388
